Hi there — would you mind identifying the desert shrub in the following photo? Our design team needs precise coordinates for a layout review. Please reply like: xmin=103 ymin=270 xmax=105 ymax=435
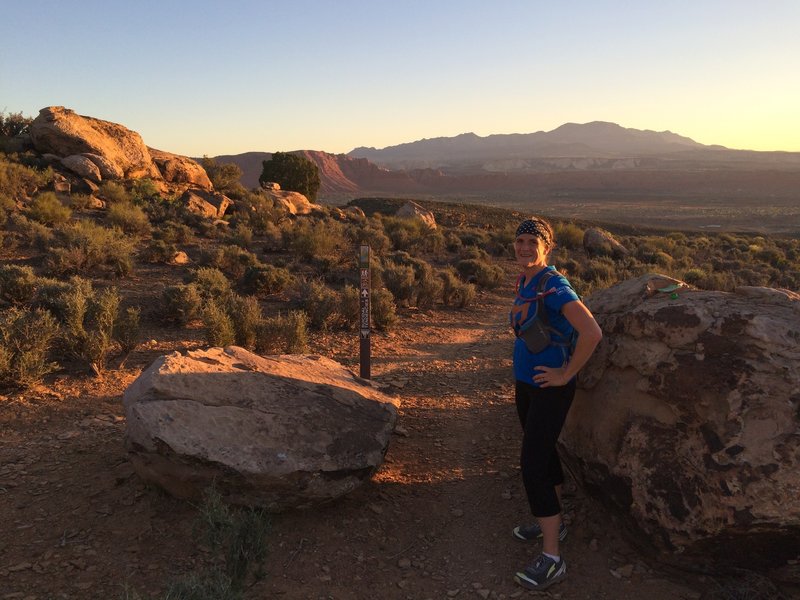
xmin=735 ymin=267 xmax=770 ymax=287
xmin=486 ymin=228 xmax=515 ymax=257
xmin=455 ymin=258 xmax=504 ymax=289
xmin=456 ymin=228 xmax=489 ymax=249
xmin=261 ymin=221 xmax=286 ymax=252
xmin=0 ymin=110 xmax=33 ymax=137
xmin=256 ymin=310 xmax=308 ymax=354
xmin=439 ymin=268 xmax=476 ymax=308
xmin=289 ymin=218 xmax=347 ymax=262
xmin=190 ymin=267 xmax=232 ymax=301
xmin=203 ymin=299 xmax=235 ymax=347
xmin=114 ymin=306 xmax=141 ymax=361
xmin=140 ymin=239 xmax=177 ymax=264
xmin=98 ymin=181 xmax=129 ymax=204
xmin=107 ymin=201 xmax=151 ymax=236
xmin=0 ymin=264 xmax=38 ymax=306
xmin=202 ymin=246 xmax=263 ymax=280
xmin=201 ymin=157 xmax=244 ymax=195
xmin=382 ymin=216 xmax=442 ymax=253
xmin=155 ymin=220 xmax=194 ymax=245
xmin=337 ymin=284 xmax=360 ymax=331
xmin=554 ymin=222 xmax=584 ymax=250
xmin=241 ymin=264 xmax=294 ymax=296
xmin=370 ymin=288 xmax=397 ymax=331
xmin=130 ymin=178 xmax=160 ymax=204
xmin=60 ymin=283 xmax=122 ymax=375
xmin=47 ymin=221 xmax=135 ymax=277
xmin=444 ymin=231 xmax=463 ymax=253
xmin=347 ymin=221 xmax=392 ymax=256
xmin=0 ymin=155 xmax=52 ymax=201
xmin=296 ymin=279 xmax=342 ymax=331
xmin=0 ymin=307 xmax=59 ymax=387
xmin=27 ymin=192 xmax=71 ymax=226
xmin=227 ymin=223 xmax=253 ymax=249
xmin=459 ymin=245 xmax=491 ymax=262
xmin=227 ymin=294 xmax=263 ymax=351
xmin=696 ymin=270 xmax=737 ymax=292
xmin=682 ymin=268 xmax=706 ymax=286
xmin=5 ymin=213 xmax=54 ymax=249
xmin=161 ymin=284 xmax=203 ymax=325
xmin=415 ymin=266 xmax=443 ymax=309
xmin=234 ymin=191 xmax=285 ymax=235
xmin=382 ymin=262 xmax=416 ymax=305
xmin=582 ymin=257 xmax=617 ymax=286
xmin=68 ymin=193 xmax=95 ymax=210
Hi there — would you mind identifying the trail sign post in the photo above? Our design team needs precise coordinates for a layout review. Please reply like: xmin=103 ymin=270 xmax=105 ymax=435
xmin=359 ymin=244 xmax=371 ymax=379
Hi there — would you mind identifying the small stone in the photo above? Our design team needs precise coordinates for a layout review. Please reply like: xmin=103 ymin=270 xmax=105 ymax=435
xmin=617 ymin=563 xmax=634 ymax=578
xmin=451 ymin=508 xmax=464 ymax=518
xmin=397 ymin=558 xmax=411 ymax=569
xmin=446 ymin=590 xmax=460 ymax=597
xmin=589 ymin=538 xmax=599 ymax=551
xmin=394 ymin=426 xmax=409 ymax=437
xmin=501 ymin=490 xmax=512 ymax=500
xmin=7 ymin=563 xmax=31 ymax=572
xmin=368 ymin=503 xmax=383 ymax=515
xmin=478 ymin=589 xmax=490 ymax=599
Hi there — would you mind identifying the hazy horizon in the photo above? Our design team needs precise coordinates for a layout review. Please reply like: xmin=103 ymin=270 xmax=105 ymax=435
xmin=3 ymin=1 xmax=799 ymax=156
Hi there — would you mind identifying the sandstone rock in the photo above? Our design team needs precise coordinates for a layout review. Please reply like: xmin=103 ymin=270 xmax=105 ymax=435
xmin=179 ymin=189 xmax=232 ymax=219
xmin=261 ymin=189 xmax=316 ymax=215
xmin=563 ymin=273 xmax=800 ymax=565
xmin=169 ymin=251 xmax=190 ymax=265
xmin=61 ymin=155 xmax=102 ymax=182
xmin=396 ymin=200 xmax=436 ymax=229
xmin=82 ymin=152 xmax=124 ymax=180
xmin=50 ymin=173 xmax=71 ymax=194
xmin=260 ymin=181 xmax=281 ymax=191
xmin=583 ymin=227 xmax=628 ymax=258
xmin=123 ymin=347 xmax=398 ymax=510
xmin=344 ymin=205 xmax=366 ymax=221
xmin=29 ymin=106 xmax=161 ymax=180
xmin=149 ymin=147 xmax=213 ymax=189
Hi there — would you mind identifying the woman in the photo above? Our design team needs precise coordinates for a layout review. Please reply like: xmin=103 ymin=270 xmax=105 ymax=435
xmin=508 ymin=217 xmax=602 ymax=591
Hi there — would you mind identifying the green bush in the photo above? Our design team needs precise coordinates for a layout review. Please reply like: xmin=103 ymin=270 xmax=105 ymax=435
xmin=289 ymin=218 xmax=347 ymax=262
xmin=190 ymin=267 xmax=232 ymax=301
xmin=554 ymin=222 xmax=584 ymax=250
xmin=227 ymin=223 xmax=253 ymax=249
xmin=455 ymin=258 xmax=504 ymax=289
xmin=202 ymin=299 xmax=236 ymax=347
xmin=114 ymin=306 xmax=141 ymax=362
xmin=47 ymin=221 xmax=135 ymax=278
xmin=28 ymin=192 xmax=71 ymax=226
xmin=130 ymin=178 xmax=160 ymax=203
xmin=382 ymin=262 xmax=416 ymax=305
xmin=98 ymin=180 xmax=130 ymax=204
xmin=227 ymin=294 xmax=262 ymax=351
xmin=370 ymin=288 xmax=397 ymax=331
xmin=202 ymin=246 xmax=263 ymax=280
xmin=415 ymin=265 xmax=443 ymax=309
xmin=256 ymin=310 xmax=308 ymax=354
xmin=140 ymin=239 xmax=177 ymax=264
xmin=161 ymin=284 xmax=203 ymax=325
xmin=259 ymin=151 xmax=320 ymax=202
xmin=0 ymin=155 xmax=52 ymax=201
xmin=5 ymin=213 xmax=53 ymax=249
xmin=439 ymin=268 xmax=476 ymax=308
xmin=0 ymin=307 xmax=59 ymax=387
xmin=241 ymin=264 xmax=294 ymax=296
xmin=296 ymin=279 xmax=342 ymax=331
xmin=0 ymin=264 xmax=39 ymax=306
xmin=107 ymin=202 xmax=151 ymax=236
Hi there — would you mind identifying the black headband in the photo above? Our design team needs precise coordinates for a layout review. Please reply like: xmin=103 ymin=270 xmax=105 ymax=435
xmin=515 ymin=219 xmax=552 ymax=245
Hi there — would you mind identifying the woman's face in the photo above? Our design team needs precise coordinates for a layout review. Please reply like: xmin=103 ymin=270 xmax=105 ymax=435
xmin=514 ymin=233 xmax=549 ymax=270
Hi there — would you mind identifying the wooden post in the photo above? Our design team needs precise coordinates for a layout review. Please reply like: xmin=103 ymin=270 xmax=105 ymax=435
xmin=359 ymin=244 xmax=371 ymax=379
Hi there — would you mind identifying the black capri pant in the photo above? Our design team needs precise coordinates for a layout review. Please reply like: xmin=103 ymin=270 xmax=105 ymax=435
xmin=515 ymin=379 xmax=576 ymax=518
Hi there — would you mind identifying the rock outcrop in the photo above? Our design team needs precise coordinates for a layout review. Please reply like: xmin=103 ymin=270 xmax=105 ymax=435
xmin=261 ymin=188 xmax=317 ymax=215
xmin=149 ymin=148 xmax=212 ymax=189
xmin=123 ymin=347 xmax=398 ymax=510
xmin=563 ymin=274 xmax=800 ymax=566
xmin=396 ymin=200 xmax=436 ymax=229
xmin=30 ymin=106 xmax=161 ymax=180
xmin=179 ymin=189 xmax=232 ymax=219
xmin=583 ymin=227 xmax=628 ymax=258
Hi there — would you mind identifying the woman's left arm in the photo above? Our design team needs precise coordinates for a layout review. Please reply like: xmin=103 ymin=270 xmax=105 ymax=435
xmin=534 ymin=300 xmax=603 ymax=388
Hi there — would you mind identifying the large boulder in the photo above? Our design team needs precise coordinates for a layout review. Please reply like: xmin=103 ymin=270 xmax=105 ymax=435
xmin=396 ymin=200 xmax=436 ymax=229
xmin=583 ymin=227 xmax=628 ymax=258
xmin=123 ymin=347 xmax=398 ymax=510
xmin=179 ymin=188 xmax=232 ymax=219
xmin=60 ymin=154 xmax=102 ymax=182
xmin=29 ymin=106 xmax=161 ymax=180
xmin=562 ymin=274 xmax=800 ymax=569
xmin=261 ymin=188 xmax=317 ymax=215
xmin=149 ymin=147 xmax=213 ymax=189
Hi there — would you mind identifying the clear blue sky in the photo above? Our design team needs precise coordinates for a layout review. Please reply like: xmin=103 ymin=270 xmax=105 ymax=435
xmin=2 ymin=0 xmax=798 ymax=156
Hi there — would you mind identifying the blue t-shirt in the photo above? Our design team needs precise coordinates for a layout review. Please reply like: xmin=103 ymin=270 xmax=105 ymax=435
xmin=510 ymin=265 xmax=580 ymax=386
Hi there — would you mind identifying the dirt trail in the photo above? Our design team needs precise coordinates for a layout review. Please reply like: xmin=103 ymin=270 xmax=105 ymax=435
xmin=0 ymin=285 xmax=710 ymax=599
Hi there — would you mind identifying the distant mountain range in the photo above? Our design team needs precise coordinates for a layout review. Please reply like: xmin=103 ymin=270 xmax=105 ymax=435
xmin=211 ymin=122 xmax=800 ymax=201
